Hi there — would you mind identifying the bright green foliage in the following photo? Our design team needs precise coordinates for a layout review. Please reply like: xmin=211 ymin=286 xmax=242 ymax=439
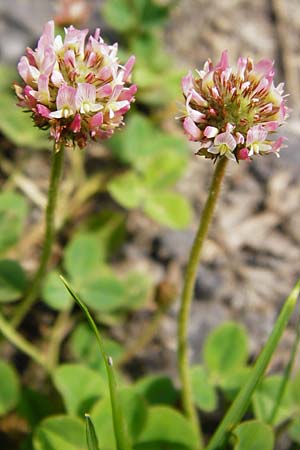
xmin=252 ymin=375 xmax=294 ymax=426
xmin=190 ymin=365 xmax=217 ymax=412
xmin=102 ymin=0 xmax=170 ymax=34
xmin=108 ymin=115 xmax=192 ymax=229
xmin=33 ymin=415 xmax=86 ymax=450
xmin=42 ymin=230 xmax=151 ymax=312
xmin=136 ymin=406 xmax=198 ymax=450
xmin=206 ymin=282 xmax=299 ymax=450
xmin=232 ymin=420 xmax=274 ymax=450
xmin=0 ymin=259 xmax=27 ymax=302
xmin=60 ymin=276 xmax=132 ymax=450
xmin=109 ymin=114 xmax=187 ymax=169
xmin=132 ymin=34 xmax=184 ymax=107
xmin=0 ymin=191 xmax=28 ymax=255
xmin=203 ymin=322 xmax=249 ymax=381
xmin=91 ymin=387 xmax=148 ymax=449
xmin=0 ymin=360 xmax=20 ymax=415
xmin=144 ymin=191 xmax=192 ymax=229
xmin=289 ymin=417 xmax=300 ymax=444
xmin=17 ymin=387 xmax=55 ymax=428
xmin=53 ymin=364 xmax=108 ymax=416
xmin=69 ymin=323 xmax=124 ymax=373
xmin=85 ymin=414 xmax=101 ymax=450
xmin=135 ymin=375 xmax=178 ymax=406
xmin=42 ymin=270 xmax=72 ymax=310
xmin=0 ymin=65 xmax=50 ymax=149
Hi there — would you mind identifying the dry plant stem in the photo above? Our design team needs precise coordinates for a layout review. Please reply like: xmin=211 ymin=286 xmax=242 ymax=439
xmin=12 ymin=144 xmax=65 ymax=328
xmin=0 ymin=312 xmax=48 ymax=370
xmin=178 ymin=157 xmax=228 ymax=448
xmin=47 ymin=307 xmax=73 ymax=371
xmin=117 ymin=308 xmax=165 ymax=367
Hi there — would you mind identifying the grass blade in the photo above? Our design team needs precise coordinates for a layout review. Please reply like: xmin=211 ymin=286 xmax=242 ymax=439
xmin=60 ymin=275 xmax=131 ymax=450
xmin=85 ymin=413 xmax=100 ymax=450
xmin=268 ymin=303 xmax=300 ymax=424
xmin=206 ymin=281 xmax=300 ymax=450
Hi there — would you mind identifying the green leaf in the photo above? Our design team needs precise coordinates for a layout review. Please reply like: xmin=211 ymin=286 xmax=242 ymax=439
xmin=80 ymin=275 xmax=126 ymax=312
xmin=136 ymin=406 xmax=198 ymax=450
xmin=17 ymin=387 xmax=54 ymax=428
xmin=144 ymin=191 xmax=192 ymax=229
xmin=33 ymin=415 xmax=85 ymax=450
xmin=134 ymin=0 xmax=170 ymax=30
xmin=220 ymin=367 xmax=252 ymax=401
xmin=53 ymin=364 xmax=107 ymax=416
xmin=190 ymin=365 xmax=217 ymax=413
xmin=290 ymin=370 xmax=300 ymax=411
xmin=108 ymin=114 xmax=158 ymax=168
xmin=70 ymin=323 xmax=124 ymax=372
xmin=85 ymin=414 xmax=101 ymax=450
xmin=92 ymin=388 xmax=148 ymax=449
xmin=0 ymin=191 xmax=28 ymax=254
xmin=0 ymin=359 xmax=20 ymax=415
xmin=102 ymin=0 xmax=137 ymax=33
xmin=42 ymin=270 xmax=72 ymax=310
xmin=206 ymin=281 xmax=300 ymax=450
xmin=203 ymin=322 xmax=249 ymax=381
xmin=0 ymin=91 xmax=50 ymax=149
xmin=108 ymin=172 xmax=145 ymax=209
xmin=252 ymin=375 xmax=294 ymax=426
xmin=0 ymin=259 xmax=27 ymax=302
xmin=123 ymin=271 xmax=151 ymax=309
xmin=232 ymin=420 xmax=274 ymax=450
xmin=135 ymin=375 xmax=178 ymax=406
xmin=144 ymin=151 xmax=187 ymax=189
xmin=60 ymin=276 xmax=132 ymax=450
xmin=64 ymin=233 xmax=105 ymax=281
xmin=288 ymin=417 xmax=300 ymax=444
xmin=86 ymin=210 xmax=126 ymax=257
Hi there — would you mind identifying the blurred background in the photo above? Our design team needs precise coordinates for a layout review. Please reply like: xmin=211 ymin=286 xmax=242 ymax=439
xmin=0 ymin=0 xmax=299 ymax=377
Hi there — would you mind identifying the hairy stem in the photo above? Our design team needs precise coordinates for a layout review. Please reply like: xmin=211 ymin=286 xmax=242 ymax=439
xmin=12 ymin=144 xmax=65 ymax=328
xmin=177 ymin=157 xmax=228 ymax=448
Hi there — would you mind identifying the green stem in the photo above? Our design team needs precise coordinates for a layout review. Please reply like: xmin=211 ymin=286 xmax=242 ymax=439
xmin=0 ymin=312 xmax=48 ymax=370
xmin=177 ymin=157 xmax=228 ymax=448
xmin=268 ymin=307 xmax=300 ymax=425
xmin=12 ymin=144 xmax=65 ymax=328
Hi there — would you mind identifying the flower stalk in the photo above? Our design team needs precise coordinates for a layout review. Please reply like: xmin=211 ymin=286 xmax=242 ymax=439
xmin=12 ymin=144 xmax=65 ymax=328
xmin=177 ymin=157 xmax=228 ymax=448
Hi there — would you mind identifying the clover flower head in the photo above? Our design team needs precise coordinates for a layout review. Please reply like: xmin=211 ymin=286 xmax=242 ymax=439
xmin=179 ymin=51 xmax=288 ymax=162
xmin=14 ymin=20 xmax=136 ymax=149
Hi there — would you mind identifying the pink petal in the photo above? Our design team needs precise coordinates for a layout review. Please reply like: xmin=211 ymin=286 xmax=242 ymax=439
xmin=238 ymin=147 xmax=250 ymax=161
xmin=70 ymin=113 xmax=81 ymax=132
xmin=214 ymin=132 xmax=236 ymax=151
xmin=117 ymin=84 xmax=137 ymax=102
xmin=204 ymin=126 xmax=218 ymax=138
xmin=75 ymin=83 xmax=96 ymax=109
xmin=36 ymin=104 xmax=51 ymax=118
xmin=246 ymin=125 xmax=268 ymax=146
xmin=56 ymin=85 xmax=76 ymax=110
xmin=123 ymin=55 xmax=135 ymax=82
xmin=215 ymin=50 xmax=229 ymax=72
xmin=90 ymin=111 xmax=103 ymax=128
xmin=235 ymin=132 xmax=245 ymax=144
xmin=181 ymin=71 xmax=193 ymax=96
xmin=37 ymin=21 xmax=55 ymax=53
xmin=183 ymin=117 xmax=201 ymax=141
xmin=237 ymin=56 xmax=247 ymax=79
